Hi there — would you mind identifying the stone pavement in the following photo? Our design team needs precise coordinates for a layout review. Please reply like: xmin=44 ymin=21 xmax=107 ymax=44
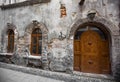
xmin=0 ymin=62 xmax=116 ymax=82
xmin=0 ymin=68 xmax=64 ymax=82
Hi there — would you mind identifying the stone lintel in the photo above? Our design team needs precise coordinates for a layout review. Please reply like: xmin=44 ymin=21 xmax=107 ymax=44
xmin=0 ymin=0 xmax=51 ymax=10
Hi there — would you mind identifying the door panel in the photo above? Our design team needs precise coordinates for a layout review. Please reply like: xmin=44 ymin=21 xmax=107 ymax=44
xmin=100 ymin=41 xmax=111 ymax=74
xmin=74 ymin=40 xmax=81 ymax=71
xmin=81 ymin=53 xmax=99 ymax=73
xmin=80 ymin=30 xmax=101 ymax=73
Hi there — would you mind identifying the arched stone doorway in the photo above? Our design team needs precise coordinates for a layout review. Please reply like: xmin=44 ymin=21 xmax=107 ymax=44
xmin=74 ymin=22 xmax=111 ymax=74
xmin=67 ymin=17 xmax=119 ymax=75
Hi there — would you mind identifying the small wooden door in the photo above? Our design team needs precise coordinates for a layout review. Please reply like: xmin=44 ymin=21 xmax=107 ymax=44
xmin=8 ymin=29 xmax=14 ymax=53
xmin=74 ymin=29 xmax=110 ymax=74
xmin=31 ymin=28 xmax=42 ymax=56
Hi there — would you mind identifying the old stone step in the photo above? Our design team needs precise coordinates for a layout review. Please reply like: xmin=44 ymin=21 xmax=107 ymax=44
xmin=0 ymin=62 xmax=116 ymax=82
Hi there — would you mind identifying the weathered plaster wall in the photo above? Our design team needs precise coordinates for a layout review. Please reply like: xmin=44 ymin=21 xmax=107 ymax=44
xmin=0 ymin=0 xmax=119 ymax=76
xmin=0 ymin=0 xmax=119 ymax=37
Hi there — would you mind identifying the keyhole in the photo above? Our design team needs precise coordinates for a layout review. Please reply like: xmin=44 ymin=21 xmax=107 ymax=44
xmin=88 ymin=42 xmax=92 ymax=45
xmin=88 ymin=60 xmax=93 ymax=64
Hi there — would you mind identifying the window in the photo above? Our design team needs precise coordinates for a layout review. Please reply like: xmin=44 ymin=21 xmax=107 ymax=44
xmin=75 ymin=26 xmax=107 ymax=40
xmin=0 ymin=0 xmax=16 ymax=5
xmin=7 ymin=29 xmax=14 ymax=53
xmin=31 ymin=28 xmax=42 ymax=56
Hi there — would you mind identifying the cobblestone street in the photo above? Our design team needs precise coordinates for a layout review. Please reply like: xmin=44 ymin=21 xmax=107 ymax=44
xmin=0 ymin=67 xmax=64 ymax=82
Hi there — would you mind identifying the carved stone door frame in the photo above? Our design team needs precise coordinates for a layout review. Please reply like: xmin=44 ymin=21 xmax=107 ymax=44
xmin=67 ymin=17 xmax=119 ymax=75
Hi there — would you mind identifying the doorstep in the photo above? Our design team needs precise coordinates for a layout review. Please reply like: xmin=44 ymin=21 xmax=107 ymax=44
xmin=0 ymin=62 xmax=116 ymax=82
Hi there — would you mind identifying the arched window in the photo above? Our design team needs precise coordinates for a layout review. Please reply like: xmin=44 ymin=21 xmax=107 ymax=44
xmin=74 ymin=26 xmax=107 ymax=40
xmin=7 ymin=29 xmax=14 ymax=53
xmin=31 ymin=28 xmax=42 ymax=56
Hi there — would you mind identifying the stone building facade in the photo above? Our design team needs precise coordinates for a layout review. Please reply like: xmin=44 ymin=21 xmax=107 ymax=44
xmin=0 ymin=0 xmax=120 ymax=80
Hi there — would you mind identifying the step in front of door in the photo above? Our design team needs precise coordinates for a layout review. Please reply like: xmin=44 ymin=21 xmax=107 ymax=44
xmin=72 ymin=71 xmax=115 ymax=82
xmin=0 ymin=62 xmax=116 ymax=82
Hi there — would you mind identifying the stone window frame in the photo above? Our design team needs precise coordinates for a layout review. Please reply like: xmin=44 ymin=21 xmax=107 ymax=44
xmin=2 ymin=23 xmax=18 ymax=53
xmin=25 ymin=20 xmax=48 ymax=57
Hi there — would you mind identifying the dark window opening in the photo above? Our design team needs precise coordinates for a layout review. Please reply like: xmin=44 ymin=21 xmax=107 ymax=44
xmin=75 ymin=26 xmax=107 ymax=40
xmin=31 ymin=28 xmax=42 ymax=56
xmin=7 ymin=29 xmax=14 ymax=53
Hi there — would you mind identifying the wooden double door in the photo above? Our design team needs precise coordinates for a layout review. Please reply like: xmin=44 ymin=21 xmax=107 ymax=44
xmin=74 ymin=30 xmax=111 ymax=74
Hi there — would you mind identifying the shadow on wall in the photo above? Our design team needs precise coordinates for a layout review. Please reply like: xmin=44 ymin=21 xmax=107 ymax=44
xmin=115 ymin=1 xmax=120 ymax=79
xmin=114 ymin=54 xmax=120 ymax=82
xmin=115 ymin=63 xmax=120 ymax=82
